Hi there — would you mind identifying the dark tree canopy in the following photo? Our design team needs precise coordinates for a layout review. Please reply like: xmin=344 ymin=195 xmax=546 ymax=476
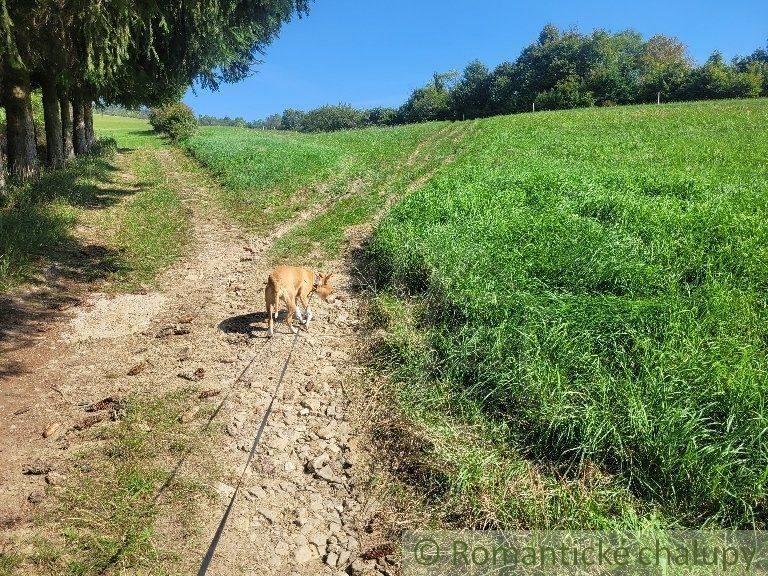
xmin=0 ymin=0 xmax=309 ymax=183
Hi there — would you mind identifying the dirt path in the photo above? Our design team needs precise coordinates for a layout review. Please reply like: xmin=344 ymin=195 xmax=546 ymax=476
xmin=0 ymin=146 xmax=392 ymax=575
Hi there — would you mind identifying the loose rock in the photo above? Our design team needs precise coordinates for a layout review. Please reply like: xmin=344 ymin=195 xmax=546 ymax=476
xmin=127 ymin=362 xmax=147 ymax=376
xmin=27 ymin=491 xmax=45 ymax=505
xmin=293 ymin=545 xmax=313 ymax=564
xmin=180 ymin=406 xmax=200 ymax=423
xmin=23 ymin=461 xmax=52 ymax=475
xmin=74 ymin=414 xmax=106 ymax=431
xmin=42 ymin=422 xmax=62 ymax=439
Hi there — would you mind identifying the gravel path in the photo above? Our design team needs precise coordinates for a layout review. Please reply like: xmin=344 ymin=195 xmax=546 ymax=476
xmin=0 ymin=147 xmax=394 ymax=576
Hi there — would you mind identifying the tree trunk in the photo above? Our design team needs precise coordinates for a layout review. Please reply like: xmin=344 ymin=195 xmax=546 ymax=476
xmin=0 ymin=150 xmax=5 ymax=196
xmin=59 ymin=88 xmax=75 ymax=161
xmin=2 ymin=62 xmax=40 ymax=181
xmin=72 ymin=90 xmax=88 ymax=155
xmin=41 ymin=76 xmax=64 ymax=168
xmin=84 ymin=99 xmax=95 ymax=148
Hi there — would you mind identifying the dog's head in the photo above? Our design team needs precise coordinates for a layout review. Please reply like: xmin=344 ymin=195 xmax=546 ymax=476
xmin=314 ymin=273 xmax=335 ymax=302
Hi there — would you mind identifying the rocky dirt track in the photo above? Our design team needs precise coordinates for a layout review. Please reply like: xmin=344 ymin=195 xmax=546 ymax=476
xmin=0 ymin=147 xmax=397 ymax=576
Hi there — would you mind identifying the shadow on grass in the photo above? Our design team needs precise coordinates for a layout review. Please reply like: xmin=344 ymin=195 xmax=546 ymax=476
xmin=0 ymin=141 xmax=144 ymax=374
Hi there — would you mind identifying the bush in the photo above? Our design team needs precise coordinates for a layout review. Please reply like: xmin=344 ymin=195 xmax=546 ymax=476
xmin=299 ymin=104 xmax=362 ymax=133
xmin=363 ymin=107 xmax=400 ymax=127
xmin=149 ymin=102 xmax=197 ymax=142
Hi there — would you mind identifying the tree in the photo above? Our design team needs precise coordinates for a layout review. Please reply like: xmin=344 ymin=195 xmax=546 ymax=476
xmin=281 ymin=108 xmax=307 ymax=131
xmin=363 ymin=107 xmax=399 ymax=126
xmin=263 ymin=114 xmax=283 ymax=130
xmin=300 ymin=104 xmax=362 ymax=132
xmin=1 ymin=0 xmax=40 ymax=180
xmin=508 ymin=26 xmax=589 ymax=111
xmin=399 ymin=71 xmax=456 ymax=123
xmin=450 ymin=60 xmax=492 ymax=119
xmin=1 ymin=0 xmax=310 ymax=182
xmin=682 ymin=52 xmax=762 ymax=100
xmin=489 ymin=61 xmax=524 ymax=115
xmin=535 ymin=75 xmax=595 ymax=110
xmin=734 ymin=45 xmax=768 ymax=96
xmin=583 ymin=30 xmax=645 ymax=105
xmin=638 ymin=34 xmax=693 ymax=102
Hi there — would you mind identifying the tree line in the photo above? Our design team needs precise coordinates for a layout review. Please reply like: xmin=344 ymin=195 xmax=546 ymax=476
xmin=0 ymin=0 xmax=308 ymax=191
xmin=211 ymin=25 xmax=767 ymax=132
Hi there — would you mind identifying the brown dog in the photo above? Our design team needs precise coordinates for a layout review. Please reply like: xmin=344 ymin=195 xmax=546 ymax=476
xmin=265 ymin=266 xmax=334 ymax=337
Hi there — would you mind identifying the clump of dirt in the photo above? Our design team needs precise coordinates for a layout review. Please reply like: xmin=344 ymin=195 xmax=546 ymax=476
xmin=63 ymin=293 xmax=166 ymax=342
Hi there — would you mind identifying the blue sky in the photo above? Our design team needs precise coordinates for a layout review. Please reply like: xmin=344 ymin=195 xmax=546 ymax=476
xmin=184 ymin=0 xmax=768 ymax=121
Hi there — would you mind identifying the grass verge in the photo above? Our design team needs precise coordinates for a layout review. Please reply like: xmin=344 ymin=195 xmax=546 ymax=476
xmin=0 ymin=115 xmax=190 ymax=293
xmin=8 ymin=389 xmax=218 ymax=575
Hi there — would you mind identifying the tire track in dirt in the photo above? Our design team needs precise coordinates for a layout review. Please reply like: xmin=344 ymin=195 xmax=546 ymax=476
xmin=0 ymin=146 xmax=393 ymax=575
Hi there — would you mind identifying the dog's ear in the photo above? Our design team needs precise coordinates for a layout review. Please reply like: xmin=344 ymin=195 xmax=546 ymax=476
xmin=323 ymin=273 xmax=334 ymax=284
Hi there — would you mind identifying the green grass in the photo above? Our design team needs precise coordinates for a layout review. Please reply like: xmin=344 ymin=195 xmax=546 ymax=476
xmin=0 ymin=139 xmax=118 ymax=290
xmin=185 ymin=122 xmax=468 ymax=263
xmin=368 ymin=99 xmax=768 ymax=528
xmin=97 ymin=145 xmax=191 ymax=291
xmin=94 ymin=114 xmax=161 ymax=150
xmin=0 ymin=115 xmax=189 ymax=292
xmin=0 ymin=552 xmax=22 ymax=576
xmin=19 ymin=389 xmax=217 ymax=575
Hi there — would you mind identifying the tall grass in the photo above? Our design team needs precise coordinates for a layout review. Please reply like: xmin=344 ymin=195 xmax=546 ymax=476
xmin=369 ymin=99 xmax=768 ymax=527
xmin=184 ymin=123 xmax=466 ymax=262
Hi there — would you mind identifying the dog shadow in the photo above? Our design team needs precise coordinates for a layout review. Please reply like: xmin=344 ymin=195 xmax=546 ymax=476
xmin=218 ymin=311 xmax=294 ymax=336
xmin=218 ymin=312 xmax=267 ymax=335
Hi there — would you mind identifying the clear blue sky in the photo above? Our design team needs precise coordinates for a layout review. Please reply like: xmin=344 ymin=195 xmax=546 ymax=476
xmin=184 ymin=0 xmax=768 ymax=121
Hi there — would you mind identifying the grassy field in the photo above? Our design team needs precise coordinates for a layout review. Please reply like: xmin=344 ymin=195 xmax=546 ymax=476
xmin=181 ymin=99 xmax=768 ymax=529
xmin=368 ymin=99 xmax=768 ymax=528
xmin=11 ymin=100 xmax=762 ymax=535
xmin=0 ymin=115 xmax=189 ymax=292
xmin=185 ymin=122 xmax=468 ymax=263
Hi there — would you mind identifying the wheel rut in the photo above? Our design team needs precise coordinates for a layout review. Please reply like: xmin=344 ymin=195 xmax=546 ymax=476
xmin=0 ymin=145 xmax=392 ymax=576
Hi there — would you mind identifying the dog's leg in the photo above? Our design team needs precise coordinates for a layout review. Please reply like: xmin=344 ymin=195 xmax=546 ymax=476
xmin=285 ymin=300 xmax=299 ymax=335
xmin=294 ymin=296 xmax=306 ymax=324
xmin=265 ymin=283 xmax=276 ymax=338
xmin=298 ymin=293 xmax=312 ymax=328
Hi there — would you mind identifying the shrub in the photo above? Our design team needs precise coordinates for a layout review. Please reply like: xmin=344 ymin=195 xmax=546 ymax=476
xmin=362 ymin=107 xmax=400 ymax=127
xmin=149 ymin=102 xmax=197 ymax=142
xmin=299 ymin=104 xmax=362 ymax=133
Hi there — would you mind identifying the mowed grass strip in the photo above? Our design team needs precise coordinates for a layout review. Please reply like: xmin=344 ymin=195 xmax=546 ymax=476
xmin=269 ymin=123 xmax=468 ymax=263
xmin=369 ymin=99 xmax=768 ymax=528
xmin=0 ymin=115 xmax=190 ymax=293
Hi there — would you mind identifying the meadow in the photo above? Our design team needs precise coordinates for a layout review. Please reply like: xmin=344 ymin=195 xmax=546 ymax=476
xmin=368 ymin=99 xmax=768 ymax=527
xmin=182 ymin=99 xmax=768 ymax=529
xmin=7 ymin=100 xmax=763 ymax=533
xmin=185 ymin=121 xmax=468 ymax=262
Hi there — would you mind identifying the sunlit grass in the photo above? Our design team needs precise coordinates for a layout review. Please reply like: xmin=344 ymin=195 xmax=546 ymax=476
xmin=0 ymin=116 xmax=190 ymax=292
xmin=369 ymin=99 xmax=768 ymax=528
